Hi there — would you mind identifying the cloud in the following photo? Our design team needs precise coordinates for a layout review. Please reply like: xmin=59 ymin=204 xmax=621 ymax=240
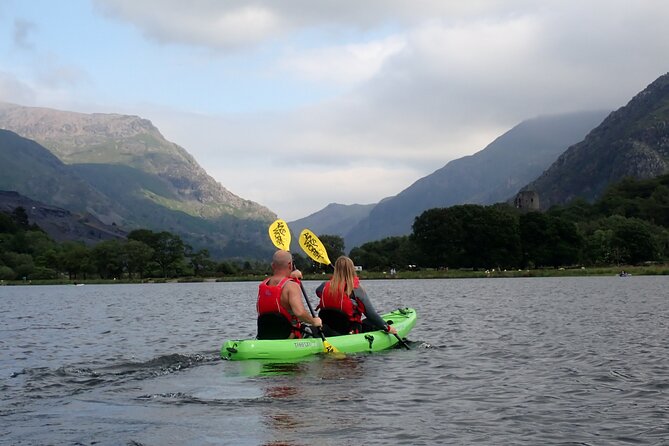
xmin=13 ymin=18 xmax=36 ymax=50
xmin=140 ymin=0 xmax=669 ymax=221
xmin=279 ymin=35 xmax=406 ymax=85
xmin=0 ymin=71 xmax=36 ymax=104
xmin=34 ymin=55 xmax=88 ymax=89
xmin=10 ymin=0 xmax=669 ymax=222
xmin=93 ymin=0 xmax=287 ymax=49
xmin=92 ymin=0 xmax=539 ymax=50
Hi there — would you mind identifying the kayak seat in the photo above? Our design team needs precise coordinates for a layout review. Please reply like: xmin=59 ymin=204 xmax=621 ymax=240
xmin=318 ymin=308 xmax=353 ymax=336
xmin=257 ymin=313 xmax=293 ymax=340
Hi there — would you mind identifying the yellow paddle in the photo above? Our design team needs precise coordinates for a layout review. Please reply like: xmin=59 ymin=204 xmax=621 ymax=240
xmin=298 ymin=228 xmax=410 ymax=350
xmin=268 ymin=220 xmax=339 ymax=354
xmin=298 ymin=229 xmax=332 ymax=267
xmin=268 ymin=219 xmax=291 ymax=251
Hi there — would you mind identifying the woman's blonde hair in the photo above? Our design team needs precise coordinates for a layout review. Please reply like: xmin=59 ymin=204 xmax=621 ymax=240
xmin=328 ymin=256 xmax=356 ymax=299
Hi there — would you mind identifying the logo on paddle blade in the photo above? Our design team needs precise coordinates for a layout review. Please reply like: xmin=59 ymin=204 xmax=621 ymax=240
xmin=301 ymin=232 xmax=326 ymax=263
xmin=271 ymin=221 xmax=289 ymax=248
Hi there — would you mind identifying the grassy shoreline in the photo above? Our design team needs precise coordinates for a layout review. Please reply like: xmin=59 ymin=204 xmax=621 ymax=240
xmin=1 ymin=264 xmax=667 ymax=286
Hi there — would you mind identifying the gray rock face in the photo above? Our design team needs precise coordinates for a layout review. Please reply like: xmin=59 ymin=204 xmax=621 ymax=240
xmin=522 ymin=72 xmax=669 ymax=209
xmin=0 ymin=190 xmax=126 ymax=244
xmin=0 ymin=102 xmax=275 ymax=221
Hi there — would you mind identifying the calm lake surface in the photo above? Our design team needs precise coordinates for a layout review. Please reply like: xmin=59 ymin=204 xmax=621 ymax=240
xmin=1 ymin=277 xmax=668 ymax=445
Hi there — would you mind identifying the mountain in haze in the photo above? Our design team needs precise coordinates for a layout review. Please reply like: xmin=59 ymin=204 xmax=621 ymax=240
xmin=0 ymin=190 xmax=126 ymax=244
xmin=0 ymin=103 xmax=277 ymax=258
xmin=344 ymin=110 xmax=610 ymax=249
xmin=288 ymin=202 xmax=376 ymax=244
xmin=521 ymin=73 xmax=669 ymax=208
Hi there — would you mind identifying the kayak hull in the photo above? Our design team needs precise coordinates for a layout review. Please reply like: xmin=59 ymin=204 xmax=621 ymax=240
xmin=221 ymin=308 xmax=417 ymax=361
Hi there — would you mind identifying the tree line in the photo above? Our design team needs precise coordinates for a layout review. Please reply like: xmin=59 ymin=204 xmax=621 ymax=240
xmin=0 ymin=209 xmax=265 ymax=281
xmin=347 ymin=174 xmax=669 ymax=271
xmin=2 ymin=174 xmax=667 ymax=281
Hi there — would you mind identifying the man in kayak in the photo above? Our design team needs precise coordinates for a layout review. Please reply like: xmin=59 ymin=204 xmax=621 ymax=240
xmin=316 ymin=256 xmax=398 ymax=336
xmin=257 ymin=250 xmax=322 ymax=339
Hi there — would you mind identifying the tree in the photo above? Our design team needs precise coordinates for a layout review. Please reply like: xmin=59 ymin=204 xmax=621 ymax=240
xmin=318 ymin=234 xmax=345 ymax=260
xmin=153 ymin=232 xmax=186 ymax=277
xmin=124 ymin=240 xmax=154 ymax=279
xmin=412 ymin=205 xmax=521 ymax=269
xmin=60 ymin=242 xmax=91 ymax=280
xmin=582 ymin=216 xmax=662 ymax=265
xmin=92 ymin=240 xmax=125 ymax=279
xmin=520 ymin=212 xmax=583 ymax=267
xmin=11 ymin=207 xmax=29 ymax=228
xmin=217 ymin=260 xmax=240 ymax=275
xmin=128 ymin=229 xmax=185 ymax=277
xmin=187 ymin=248 xmax=215 ymax=277
xmin=350 ymin=236 xmax=420 ymax=271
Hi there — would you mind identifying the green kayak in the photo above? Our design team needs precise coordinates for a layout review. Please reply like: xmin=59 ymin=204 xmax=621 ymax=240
xmin=221 ymin=308 xmax=417 ymax=361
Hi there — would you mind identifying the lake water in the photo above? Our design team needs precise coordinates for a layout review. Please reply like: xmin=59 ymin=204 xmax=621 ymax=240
xmin=1 ymin=277 xmax=668 ymax=445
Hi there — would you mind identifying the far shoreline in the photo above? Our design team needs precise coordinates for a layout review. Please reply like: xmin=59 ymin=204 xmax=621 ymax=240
xmin=1 ymin=264 xmax=667 ymax=286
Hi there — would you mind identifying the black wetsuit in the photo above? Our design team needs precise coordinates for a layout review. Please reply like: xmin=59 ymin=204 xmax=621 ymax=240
xmin=315 ymin=282 xmax=389 ymax=332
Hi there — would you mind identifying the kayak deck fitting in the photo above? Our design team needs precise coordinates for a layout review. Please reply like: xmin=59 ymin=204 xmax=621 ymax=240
xmin=222 ymin=308 xmax=417 ymax=361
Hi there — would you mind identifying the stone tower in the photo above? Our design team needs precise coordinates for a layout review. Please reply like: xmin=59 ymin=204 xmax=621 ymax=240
xmin=514 ymin=190 xmax=540 ymax=211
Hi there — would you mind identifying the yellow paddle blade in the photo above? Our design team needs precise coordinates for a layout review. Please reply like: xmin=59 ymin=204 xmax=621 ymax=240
xmin=322 ymin=339 xmax=341 ymax=354
xmin=268 ymin=219 xmax=291 ymax=251
xmin=299 ymin=229 xmax=331 ymax=265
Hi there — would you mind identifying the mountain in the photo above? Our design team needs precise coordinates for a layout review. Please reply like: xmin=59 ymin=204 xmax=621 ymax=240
xmin=0 ymin=129 xmax=125 ymax=223
xmin=0 ymin=103 xmax=277 ymax=258
xmin=0 ymin=190 xmax=126 ymax=244
xmin=0 ymin=102 xmax=274 ymax=221
xmin=288 ymin=202 xmax=375 ymax=245
xmin=521 ymin=73 xmax=669 ymax=208
xmin=344 ymin=110 xmax=610 ymax=249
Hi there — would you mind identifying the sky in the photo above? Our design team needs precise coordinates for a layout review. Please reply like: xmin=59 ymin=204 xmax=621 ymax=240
xmin=1 ymin=1 xmax=668 ymax=220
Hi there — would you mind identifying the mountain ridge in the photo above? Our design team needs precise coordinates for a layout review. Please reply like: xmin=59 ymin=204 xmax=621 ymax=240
xmin=343 ymin=110 xmax=610 ymax=249
xmin=522 ymin=72 xmax=669 ymax=208
xmin=0 ymin=103 xmax=276 ymax=258
xmin=0 ymin=102 xmax=274 ymax=221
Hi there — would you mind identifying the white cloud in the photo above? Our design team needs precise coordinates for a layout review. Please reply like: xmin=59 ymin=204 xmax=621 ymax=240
xmin=279 ymin=35 xmax=406 ymax=85
xmin=93 ymin=0 xmax=287 ymax=49
xmin=92 ymin=0 xmax=540 ymax=50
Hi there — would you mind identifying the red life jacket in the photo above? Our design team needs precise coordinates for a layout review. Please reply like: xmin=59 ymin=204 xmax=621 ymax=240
xmin=257 ymin=277 xmax=301 ymax=338
xmin=319 ymin=277 xmax=363 ymax=332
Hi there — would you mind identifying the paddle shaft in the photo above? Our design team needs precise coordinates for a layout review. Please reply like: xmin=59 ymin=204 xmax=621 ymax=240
xmin=297 ymin=280 xmax=331 ymax=346
xmin=393 ymin=333 xmax=410 ymax=350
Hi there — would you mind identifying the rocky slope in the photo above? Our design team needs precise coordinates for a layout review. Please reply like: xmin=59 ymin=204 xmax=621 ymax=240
xmin=0 ymin=104 xmax=277 ymax=258
xmin=521 ymin=73 xmax=669 ymax=209
xmin=0 ymin=102 xmax=274 ymax=221
xmin=0 ymin=129 xmax=125 ymax=224
xmin=0 ymin=190 xmax=126 ymax=244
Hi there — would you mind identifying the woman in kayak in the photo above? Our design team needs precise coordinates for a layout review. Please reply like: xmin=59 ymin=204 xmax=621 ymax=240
xmin=316 ymin=256 xmax=397 ymax=336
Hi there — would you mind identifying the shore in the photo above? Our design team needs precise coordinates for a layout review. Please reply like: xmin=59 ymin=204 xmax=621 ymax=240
xmin=1 ymin=264 xmax=667 ymax=286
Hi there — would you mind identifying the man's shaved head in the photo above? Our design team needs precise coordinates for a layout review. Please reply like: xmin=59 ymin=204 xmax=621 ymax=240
xmin=272 ymin=250 xmax=292 ymax=268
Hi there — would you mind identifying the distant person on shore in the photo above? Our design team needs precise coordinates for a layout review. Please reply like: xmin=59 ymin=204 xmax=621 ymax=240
xmin=256 ymin=250 xmax=322 ymax=339
xmin=316 ymin=256 xmax=397 ymax=336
